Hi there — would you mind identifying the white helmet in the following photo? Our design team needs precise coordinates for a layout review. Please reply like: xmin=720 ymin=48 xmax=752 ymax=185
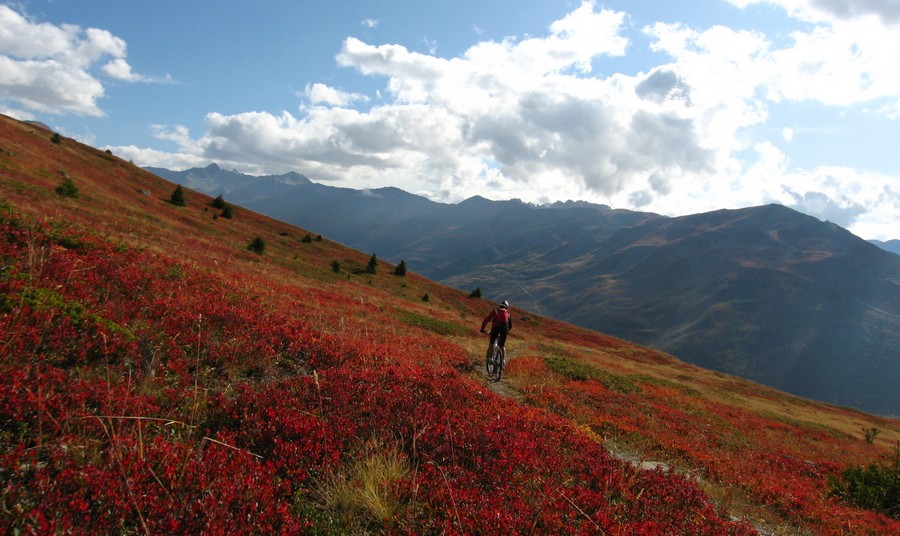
xmin=499 ymin=300 xmax=509 ymax=308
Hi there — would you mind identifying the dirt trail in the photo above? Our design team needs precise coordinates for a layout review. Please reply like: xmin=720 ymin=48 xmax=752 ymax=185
xmin=477 ymin=342 xmax=526 ymax=402
xmin=477 ymin=349 xmax=778 ymax=536
xmin=484 ymin=371 xmax=524 ymax=402
xmin=479 ymin=350 xmax=671 ymax=473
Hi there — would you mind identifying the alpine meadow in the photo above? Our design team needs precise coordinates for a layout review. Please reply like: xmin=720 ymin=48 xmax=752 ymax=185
xmin=2 ymin=115 xmax=899 ymax=534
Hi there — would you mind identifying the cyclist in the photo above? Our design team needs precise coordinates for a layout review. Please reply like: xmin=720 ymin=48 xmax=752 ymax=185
xmin=480 ymin=300 xmax=512 ymax=364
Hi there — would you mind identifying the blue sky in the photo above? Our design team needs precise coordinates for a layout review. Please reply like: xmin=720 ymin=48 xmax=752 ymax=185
xmin=2 ymin=1 xmax=899 ymax=240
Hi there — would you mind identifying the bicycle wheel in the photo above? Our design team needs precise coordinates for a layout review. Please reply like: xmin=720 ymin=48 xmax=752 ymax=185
xmin=495 ymin=346 xmax=505 ymax=381
xmin=486 ymin=346 xmax=497 ymax=376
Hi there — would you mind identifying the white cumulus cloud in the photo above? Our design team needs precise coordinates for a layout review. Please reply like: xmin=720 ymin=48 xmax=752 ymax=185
xmin=0 ymin=5 xmax=156 ymax=116
xmin=302 ymin=83 xmax=369 ymax=107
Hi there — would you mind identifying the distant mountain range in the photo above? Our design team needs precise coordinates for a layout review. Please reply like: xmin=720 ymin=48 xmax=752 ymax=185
xmin=869 ymin=239 xmax=900 ymax=255
xmin=147 ymin=164 xmax=900 ymax=416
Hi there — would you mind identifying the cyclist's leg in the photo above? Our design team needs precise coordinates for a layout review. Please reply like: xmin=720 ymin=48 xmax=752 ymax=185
xmin=490 ymin=327 xmax=502 ymax=347
xmin=487 ymin=328 xmax=498 ymax=360
xmin=497 ymin=326 xmax=509 ymax=366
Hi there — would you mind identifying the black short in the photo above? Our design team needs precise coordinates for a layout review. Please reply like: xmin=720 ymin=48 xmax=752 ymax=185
xmin=489 ymin=325 xmax=509 ymax=348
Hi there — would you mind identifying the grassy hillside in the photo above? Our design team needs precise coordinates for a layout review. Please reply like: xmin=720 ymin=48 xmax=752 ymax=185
xmin=1 ymin=114 xmax=898 ymax=534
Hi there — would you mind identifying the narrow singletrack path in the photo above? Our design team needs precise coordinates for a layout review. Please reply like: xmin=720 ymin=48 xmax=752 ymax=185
xmin=478 ymin=341 xmax=527 ymax=403
xmin=485 ymin=371 xmax=524 ymax=401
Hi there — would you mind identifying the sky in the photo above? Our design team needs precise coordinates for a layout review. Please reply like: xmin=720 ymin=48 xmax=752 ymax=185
xmin=1 ymin=1 xmax=899 ymax=241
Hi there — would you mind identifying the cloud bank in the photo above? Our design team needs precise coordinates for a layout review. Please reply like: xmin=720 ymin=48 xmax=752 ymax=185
xmin=2 ymin=1 xmax=899 ymax=239
xmin=0 ymin=5 xmax=164 ymax=118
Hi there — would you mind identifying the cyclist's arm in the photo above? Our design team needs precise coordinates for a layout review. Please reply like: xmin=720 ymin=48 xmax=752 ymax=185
xmin=480 ymin=311 xmax=494 ymax=332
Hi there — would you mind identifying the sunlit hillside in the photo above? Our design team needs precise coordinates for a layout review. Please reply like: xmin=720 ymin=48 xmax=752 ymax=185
xmin=1 ymin=114 xmax=898 ymax=534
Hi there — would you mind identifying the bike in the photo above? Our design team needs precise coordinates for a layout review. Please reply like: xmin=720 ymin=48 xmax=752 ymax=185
xmin=483 ymin=331 xmax=506 ymax=381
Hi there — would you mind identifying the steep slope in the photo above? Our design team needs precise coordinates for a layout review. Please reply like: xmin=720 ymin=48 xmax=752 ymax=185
xmin=151 ymin=165 xmax=900 ymax=416
xmin=3 ymin=115 xmax=899 ymax=534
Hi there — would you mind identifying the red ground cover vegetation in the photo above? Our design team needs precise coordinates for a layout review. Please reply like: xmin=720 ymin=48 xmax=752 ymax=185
xmin=0 ymin=213 xmax=754 ymax=534
xmin=515 ymin=356 xmax=900 ymax=534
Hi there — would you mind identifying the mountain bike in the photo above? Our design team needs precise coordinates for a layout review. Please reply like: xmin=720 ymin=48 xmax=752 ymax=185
xmin=484 ymin=331 xmax=505 ymax=381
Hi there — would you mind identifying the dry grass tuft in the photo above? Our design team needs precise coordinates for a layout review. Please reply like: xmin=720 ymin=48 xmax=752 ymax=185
xmin=318 ymin=439 xmax=411 ymax=532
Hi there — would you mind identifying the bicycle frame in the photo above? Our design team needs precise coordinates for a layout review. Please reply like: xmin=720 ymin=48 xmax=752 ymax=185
xmin=484 ymin=332 xmax=505 ymax=381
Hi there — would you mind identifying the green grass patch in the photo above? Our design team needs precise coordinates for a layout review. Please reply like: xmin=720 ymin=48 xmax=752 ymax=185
xmin=757 ymin=409 xmax=850 ymax=439
xmin=536 ymin=342 xmax=575 ymax=359
xmin=3 ymin=286 xmax=133 ymax=340
xmin=632 ymin=375 xmax=702 ymax=397
xmin=544 ymin=355 xmax=640 ymax=394
xmin=395 ymin=310 xmax=468 ymax=336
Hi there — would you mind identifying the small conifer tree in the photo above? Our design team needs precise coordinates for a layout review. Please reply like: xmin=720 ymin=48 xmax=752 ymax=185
xmin=394 ymin=260 xmax=407 ymax=276
xmin=302 ymin=234 xmax=313 ymax=243
xmin=221 ymin=204 xmax=233 ymax=219
xmin=170 ymin=185 xmax=186 ymax=206
xmin=247 ymin=236 xmax=266 ymax=255
xmin=331 ymin=260 xmax=341 ymax=273
xmin=55 ymin=176 xmax=79 ymax=198
xmin=422 ymin=293 xmax=430 ymax=302
xmin=469 ymin=287 xmax=482 ymax=299
xmin=366 ymin=254 xmax=378 ymax=274
xmin=211 ymin=194 xmax=227 ymax=209
xmin=50 ymin=133 xmax=62 ymax=145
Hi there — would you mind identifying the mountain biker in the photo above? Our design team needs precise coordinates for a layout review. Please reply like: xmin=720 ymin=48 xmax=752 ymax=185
xmin=480 ymin=300 xmax=512 ymax=363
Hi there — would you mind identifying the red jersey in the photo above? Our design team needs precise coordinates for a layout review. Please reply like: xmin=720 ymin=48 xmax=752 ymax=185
xmin=481 ymin=307 xmax=512 ymax=331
